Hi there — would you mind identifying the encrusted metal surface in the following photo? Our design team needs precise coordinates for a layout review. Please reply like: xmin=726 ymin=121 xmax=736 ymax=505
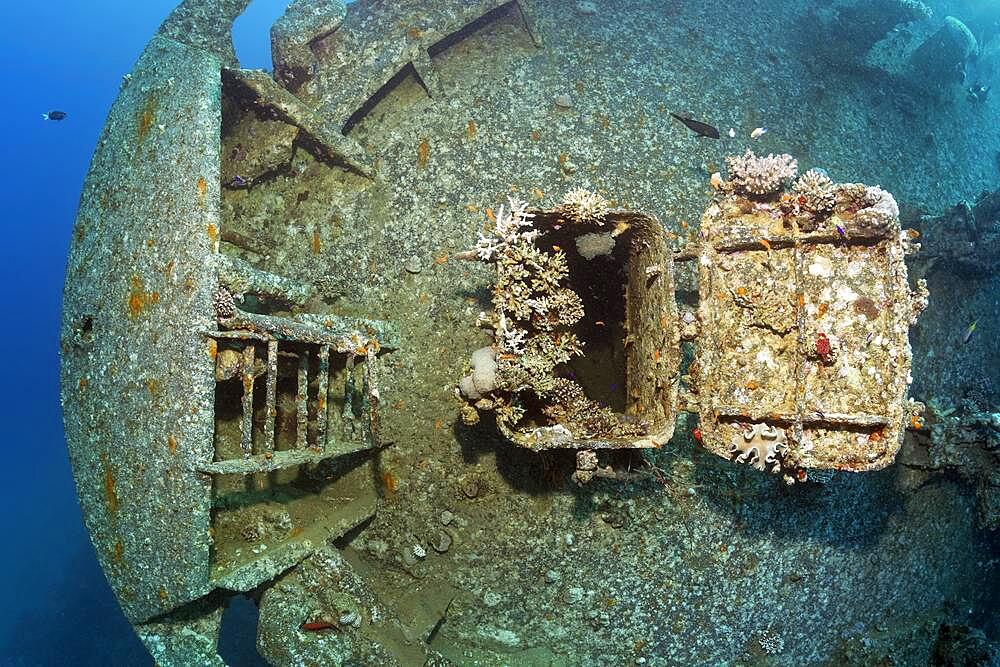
xmin=60 ymin=35 xmax=222 ymax=622
xmin=696 ymin=179 xmax=921 ymax=475
xmin=61 ymin=0 xmax=1000 ymax=663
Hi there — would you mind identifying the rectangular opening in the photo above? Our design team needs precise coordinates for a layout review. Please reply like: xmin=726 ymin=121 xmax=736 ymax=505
xmin=206 ymin=333 xmax=379 ymax=587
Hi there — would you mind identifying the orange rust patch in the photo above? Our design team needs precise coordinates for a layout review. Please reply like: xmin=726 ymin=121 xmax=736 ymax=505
xmin=381 ymin=470 xmax=398 ymax=495
xmin=311 ymin=229 xmax=322 ymax=255
xmin=206 ymin=223 xmax=219 ymax=248
xmin=79 ymin=377 xmax=88 ymax=392
xmin=417 ymin=138 xmax=430 ymax=168
xmin=207 ymin=338 xmax=218 ymax=360
xmin=407 ymin=26 xmax=423 ymax=39
xmin=137 ymin=96 xmax=156 ymax=144
xmin=196 ymin=176 xmax=207 ymax=208
xmin=746 ymin=380 xmax=759 ymax=390
xmin=434 ymin=253 xmax=448 ymax=265
xmin=101 ymin=453 xmax=119 ymax=516
xmin=167 ymin=434 xmax=177 ymax=455
xmin=146 ymin=379 xmax=160 ymax=395
xmin=558 ymin=153 xmax=567 ymax=167
xmin=759 ymin=239 xmax=772 ymax=251
xmin=817 ymin=302 xmax=828 ymax=317
xmin=158 ymin=587 xmax=169 ymax=602
xmin=127 ymin=276 xmax=147 ymax=318
xmin=530 ymin=130 xmax=541 ymax=141
xmin=467 ymin=119 xmax=477 ymax=139
xmin=485 ymin=208 xmax=496 ymax=222
xmin=434 ymin=418 xmax=444 ymax=430
xmin=289 ymin=526 xmax=304 ymax=539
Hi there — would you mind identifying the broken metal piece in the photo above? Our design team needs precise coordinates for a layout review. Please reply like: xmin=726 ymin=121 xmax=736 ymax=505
xmin=223 ymin=68 xmax=373 ymax=177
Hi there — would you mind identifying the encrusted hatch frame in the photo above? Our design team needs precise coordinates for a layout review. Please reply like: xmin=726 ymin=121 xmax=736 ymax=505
xmin=694 ymin=166 xmax=924 ymax=477
xmin=458 ymin=192 xmax=680 ymax=453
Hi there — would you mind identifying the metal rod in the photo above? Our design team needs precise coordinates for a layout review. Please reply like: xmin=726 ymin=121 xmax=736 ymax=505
xmin=296 ymin=350 xmax=309 ymax=448
xmin=316 ymin=345 xmax=330 ymax=450
xmin=262 ymin=340 xmax=277 ymax=456
xmin=239 ymin=344 xmax=256 ymax=459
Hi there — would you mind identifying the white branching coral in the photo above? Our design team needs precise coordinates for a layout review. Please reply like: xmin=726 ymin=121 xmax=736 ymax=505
xmin=474 ymin=197 xmax=537 ymax=260
xmin=729 ymin=423 xmax=788 ymax=472
xmin=559 ymin=188 xmax=609 ymax=225
xmin=726 ymin=150 xmax=798 ymax=196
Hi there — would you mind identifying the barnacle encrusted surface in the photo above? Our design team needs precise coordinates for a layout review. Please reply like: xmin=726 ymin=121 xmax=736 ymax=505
xmin=725 ymin=150 xmax=798 ymax=196
xmin=729 ymin=423 xmax=788 ymax=472
xmin=697 ymin=154 xmax=922 ymax=477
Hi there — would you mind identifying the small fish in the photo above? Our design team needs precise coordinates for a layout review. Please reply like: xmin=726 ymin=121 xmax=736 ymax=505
xmin=42 ymin=110 xmax=67 ymax=121
xmin=963 ymin=320 xmax=977 ymax=345
xmin=230 ymin=175 xmax=248 ymax=187
xmin=727 ymin=128 xmax=736 ymax=138
xmin=750 ymin=127 xmax=767 ymax=139
xmin=300 ymin=621 xmax=337 ymax=632
xmin=835 ymin=224 xmax=847 ymax=239
xmin=670 ymin=112 xmax=720 ymax=139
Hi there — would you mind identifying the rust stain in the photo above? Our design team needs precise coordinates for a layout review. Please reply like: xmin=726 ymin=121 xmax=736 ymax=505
xmin=530 ymin=130 xmax=540 ymax=141
xmin=167 ymin=434 xmax=177 ymax=455
xmin=434 ymin=253 xmax=448 ymax=265
xmin=137 ymin=95 xmax=157 ymax=144
xmin=206 ymin=338 xmax=217 ymax=360
xmin=466 ymin=119 xmax=477 ymax=139
xmin=158 ymin=587 xmax=169 ymax=602
xmin=127 ymin=276 xmax=147 ymax=318
xmin=101 ymin=452 xmax=119 ymax=516
xmin=407 ymin=26 xmax=422 ymax=39
xmin=112 ymin=540 xmax=124 ymax=564
xmin=146 ymin=379 xmax=160 ymax=395
xmin=381 ymin=470 xmax=398 ymax=495
xmin=417 ymin=138 xmax=430 ymax=168
xmin=196 ymin=176 xmax=207 ymax=208
xmin=206 ymin=223 xmax=219 ymax=249
xmin=311 ymin=229 xmax=321 ymax=255
xmin=78 ymin=377 xmax=88 ymax=392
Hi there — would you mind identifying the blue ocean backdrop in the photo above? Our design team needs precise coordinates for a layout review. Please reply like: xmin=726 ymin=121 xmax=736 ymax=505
xmin=1 ymin=3 xmax=291 ymax=663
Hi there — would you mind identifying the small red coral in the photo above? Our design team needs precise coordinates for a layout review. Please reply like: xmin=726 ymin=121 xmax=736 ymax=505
xmin=815 ymin=332 xmax=832 ymax=363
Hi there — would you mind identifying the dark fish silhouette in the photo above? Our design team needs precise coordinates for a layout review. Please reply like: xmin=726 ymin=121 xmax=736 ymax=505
xmin=670 ymin=112 xmax=719 ymax=139
xmin=42 ymin=110 xmax=67 ymax=121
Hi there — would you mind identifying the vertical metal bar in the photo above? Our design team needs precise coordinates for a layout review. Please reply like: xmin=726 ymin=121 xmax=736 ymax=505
xmin=316 ymin=345 xmax=330 ymax=451
xmin=296 ymin=349 xmax=309 ymax=448
xmin=363 ymin=353 xmax=382 ymax=449
xmin=239 ymin=344 xmax=256 ymax=459
xmin=262 ymin=339 xmax=278 ymax=456
xmin=342 ymin=353 xmax=356 ymax=438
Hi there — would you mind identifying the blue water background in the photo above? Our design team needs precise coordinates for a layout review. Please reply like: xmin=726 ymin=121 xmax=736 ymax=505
xmin=0 ymin=2 xmax=289 ymax=663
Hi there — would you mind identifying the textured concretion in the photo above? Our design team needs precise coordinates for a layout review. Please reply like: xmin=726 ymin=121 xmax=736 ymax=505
xmin=60 ymin=34 xmax=222 ymax=623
